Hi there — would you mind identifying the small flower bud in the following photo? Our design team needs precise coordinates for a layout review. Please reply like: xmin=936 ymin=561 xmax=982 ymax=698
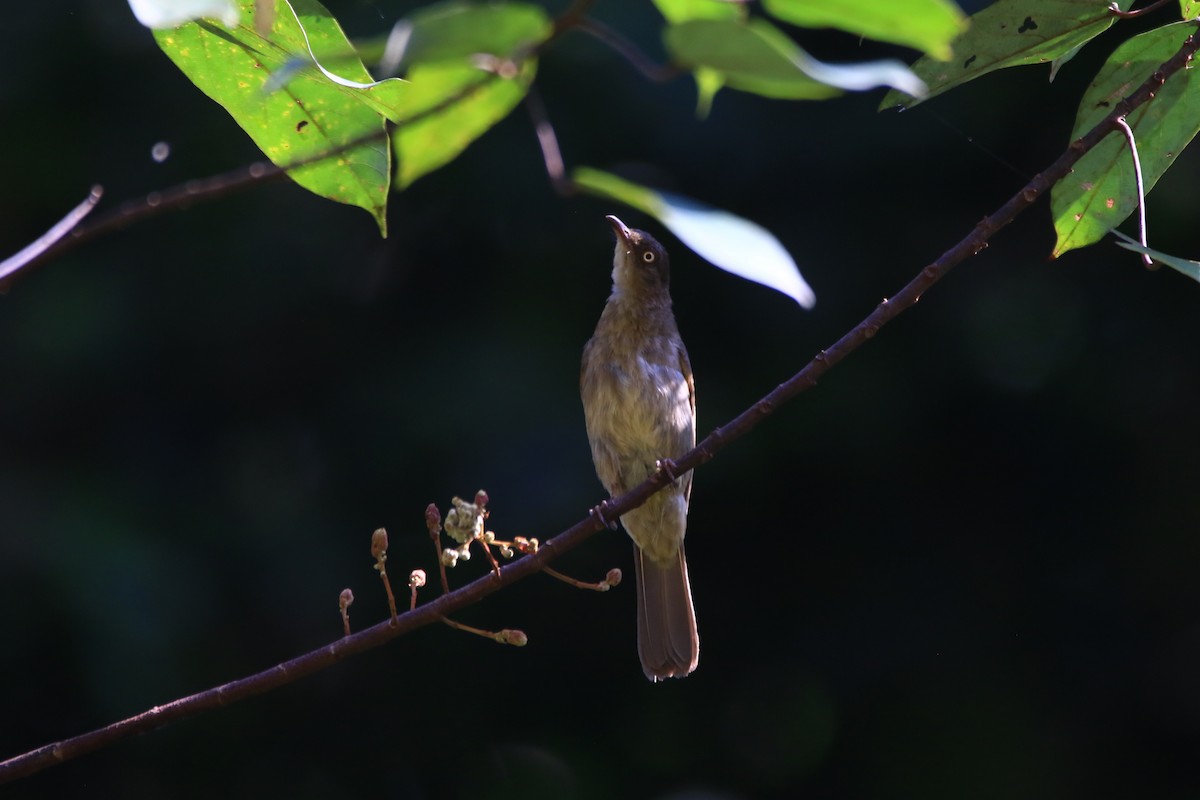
xmin=483 ymin=530 xmax=495 ymax=544
xmin=456 ymin=544 xmax=471 ymax=562
xmin=474 ymin=489 xmax=489 ymax=508
xmin=441 ymin=548 xmax=459 ymax=567
xmin=409 ymin=569 xmax=426 ymax=588
xmin=497 ymin=629 xmax=528 ymax=647
xmin=425 ymin=503 xmax=442 ymax=535
xmin=339 ymin=588 xmax=354 ymax=609
xmin=605 ymin=568 xmax=623 ymax=588
xmin=371 ymin=528 xmax=389 ymax=560
xmin=499 ymin=545 xmax=514 ymax=559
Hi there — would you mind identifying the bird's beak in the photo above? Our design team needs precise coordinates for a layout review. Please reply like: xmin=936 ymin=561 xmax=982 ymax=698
xmin=606 ymin=214 xmax=634 ymax=246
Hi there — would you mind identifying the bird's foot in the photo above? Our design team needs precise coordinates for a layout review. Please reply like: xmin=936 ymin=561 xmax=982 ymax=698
xmin=589 ymin=500 xmax=619 ymax=530
xmin=655 ymin=458 xmax=681 ymax=483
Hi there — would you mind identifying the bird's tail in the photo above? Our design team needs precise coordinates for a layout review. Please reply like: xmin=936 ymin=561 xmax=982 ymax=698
xmin=634 ymin=544 xmax=699 ymax=681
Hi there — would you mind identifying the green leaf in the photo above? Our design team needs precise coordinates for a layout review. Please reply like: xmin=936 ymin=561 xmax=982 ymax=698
xmin=881 ymin=0 xmax=1134 ymax=109
xmin=652 ymin=0 xmax=744 ymax=24
xmin=1051 ymin=22 xmax=1200 ymax=257
xmin=665 ymin=18 xmax=841 ymax=99
xmin=666 ymin=18 xmax=926 ymax=99
xmin=154 ymin=0 xmax=399 ymax=235
xmin=762 ymin=0 xmax=968 ymax=61
xmin=358 ymin=1 xmax=552 ymax=69
xmin=652 ymin=0 xmax=744 ymax=110
xmin=693 ymin=67 xmax=725 ymax=117
xmin=349 ymin=3 xmax=548 ymax=187
xmin=573 ymin=167 xmax=816 ymax=308
xmin=390 ymin=60 xmax=536 ymax=188
xmin=1113 ymin=232 xmax=1200 ymax=284
xmin=1183 ymin=1 xmax=1200 ymax=19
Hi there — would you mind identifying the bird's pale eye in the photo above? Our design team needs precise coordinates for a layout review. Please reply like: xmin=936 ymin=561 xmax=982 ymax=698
xmin=642 ymin=251 xmax=656 ymax=263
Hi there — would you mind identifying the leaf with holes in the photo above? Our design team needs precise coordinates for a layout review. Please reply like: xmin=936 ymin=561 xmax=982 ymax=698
xmin=153 ymin=0 xmax=405 ymax=235
xmin=573 ymin=167 xmax=816 ymax=309
xmin=1051 ymin=23 xmax=1200 ymax=258
xmin=881 ymin=0 xmax=1134 ymax=109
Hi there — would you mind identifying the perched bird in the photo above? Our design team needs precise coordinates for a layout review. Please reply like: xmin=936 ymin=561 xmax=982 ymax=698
xmin=581 ymin=215 xmax=699 ymax=681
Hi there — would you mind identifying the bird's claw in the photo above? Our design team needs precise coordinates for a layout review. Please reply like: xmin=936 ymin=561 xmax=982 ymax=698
xmin=655 ymin=458 xmax=680 ymax=482
xmin=590 ymin=500 xmax=619 ymax=530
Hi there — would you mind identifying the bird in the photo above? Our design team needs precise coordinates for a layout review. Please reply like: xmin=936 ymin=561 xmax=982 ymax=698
xmin=581 ymin=214 xmax=699 ymax=681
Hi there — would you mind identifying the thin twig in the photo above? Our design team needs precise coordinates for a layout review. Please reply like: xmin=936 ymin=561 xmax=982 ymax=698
xmin=1114 ymin=116 xmax=1153 ymax=268
xmin=575 ymin=18 xmax=680 ymax=82
xmin=524 ymin=87 xmax=571 ymax=195
xmin=0 ymin=186 xmax=103 ymax=284
xmin=550 ymin=0 xmax=598 ymax=38
xmin=1109 ymin=0 xmax=1173 ymax=19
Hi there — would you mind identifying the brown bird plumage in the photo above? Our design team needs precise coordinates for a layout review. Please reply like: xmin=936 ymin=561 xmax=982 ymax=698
xmin=581 ymin=215 xmax=699 ymax=681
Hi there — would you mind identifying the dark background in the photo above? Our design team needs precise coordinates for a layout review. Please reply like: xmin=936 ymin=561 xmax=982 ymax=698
xmin=3 ymin=1 xmax=1199 ymax=798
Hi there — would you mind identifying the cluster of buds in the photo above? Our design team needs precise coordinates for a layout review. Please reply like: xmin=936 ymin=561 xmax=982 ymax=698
xmin=443 ymin=494 xmax=485 ymax=545
xmin=438 ymin=491 xmax=514 ymax=570
xmin=440 ymin=542 xmax=472 ymax=567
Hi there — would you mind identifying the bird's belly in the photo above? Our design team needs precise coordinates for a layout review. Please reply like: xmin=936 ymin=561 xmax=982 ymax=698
xmin=583 ymin=353 xmax=693 ymax=491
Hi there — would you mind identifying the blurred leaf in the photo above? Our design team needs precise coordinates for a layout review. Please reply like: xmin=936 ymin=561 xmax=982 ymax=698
xmin=762 ymin=0 xmax=968 ymax=61
xmin=391 ymin=60 xmax=535 ymax=188
xmin=693 ymin=66 xmax=725 ymax=117
xmin=1112 ymin=231 xmax=1200 ymax=283
xmin=652 ymin=0 xmax=744 ymax=23
xmin=1051 ymin=22 xmax=1200 ymax=257
xmin=665 ymin=18 xmax=836 ymax=99
xmin=670 ymin=18 xmax=918 ymax=99
xmin=573 ymin=167 xmax=816 ymax=308
xmin=357 ymin=1 xmax=552 ymax=70
xmin=154 ymin=0 xmax=400 ymax=234
xmin=652 ymin=0 xmax=743 ymax=111
xmin=1184 ymin=1 xmax=1200 ymax=18
xmin=881 ymin=0 xmax=1134 ymax=109
xmin=129 ymin=0 xmax=239 ymax=28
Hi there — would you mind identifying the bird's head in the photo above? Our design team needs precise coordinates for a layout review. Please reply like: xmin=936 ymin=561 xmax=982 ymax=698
xmin=607 ymin=215 xmax=671 ymax=300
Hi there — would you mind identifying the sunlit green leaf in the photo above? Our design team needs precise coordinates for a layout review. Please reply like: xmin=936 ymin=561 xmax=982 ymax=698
xmin=763 ymin=0 xmax=968 ymax=61
xmin=1183 ymin=1 xmax=1200 ymax=19
xmin=391 ymin=60 xmax=535 ymax=188
xmin=357 ymin=1 xmax=552 ymax=69
xmin=154 ymin=0 xmax=400 ymax=234
xmin=573 ymin=167 xmax=816 ymax=308
xmin=1113 ymin=232 xmax=1200 ymax=284
xmin=1051 ymin=22 xmax=1200 ymax=257
xmin=881 ymin=0 xmax=1134 ymax=109
xmin=652 ymin=0 xmax=744 ymax=24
